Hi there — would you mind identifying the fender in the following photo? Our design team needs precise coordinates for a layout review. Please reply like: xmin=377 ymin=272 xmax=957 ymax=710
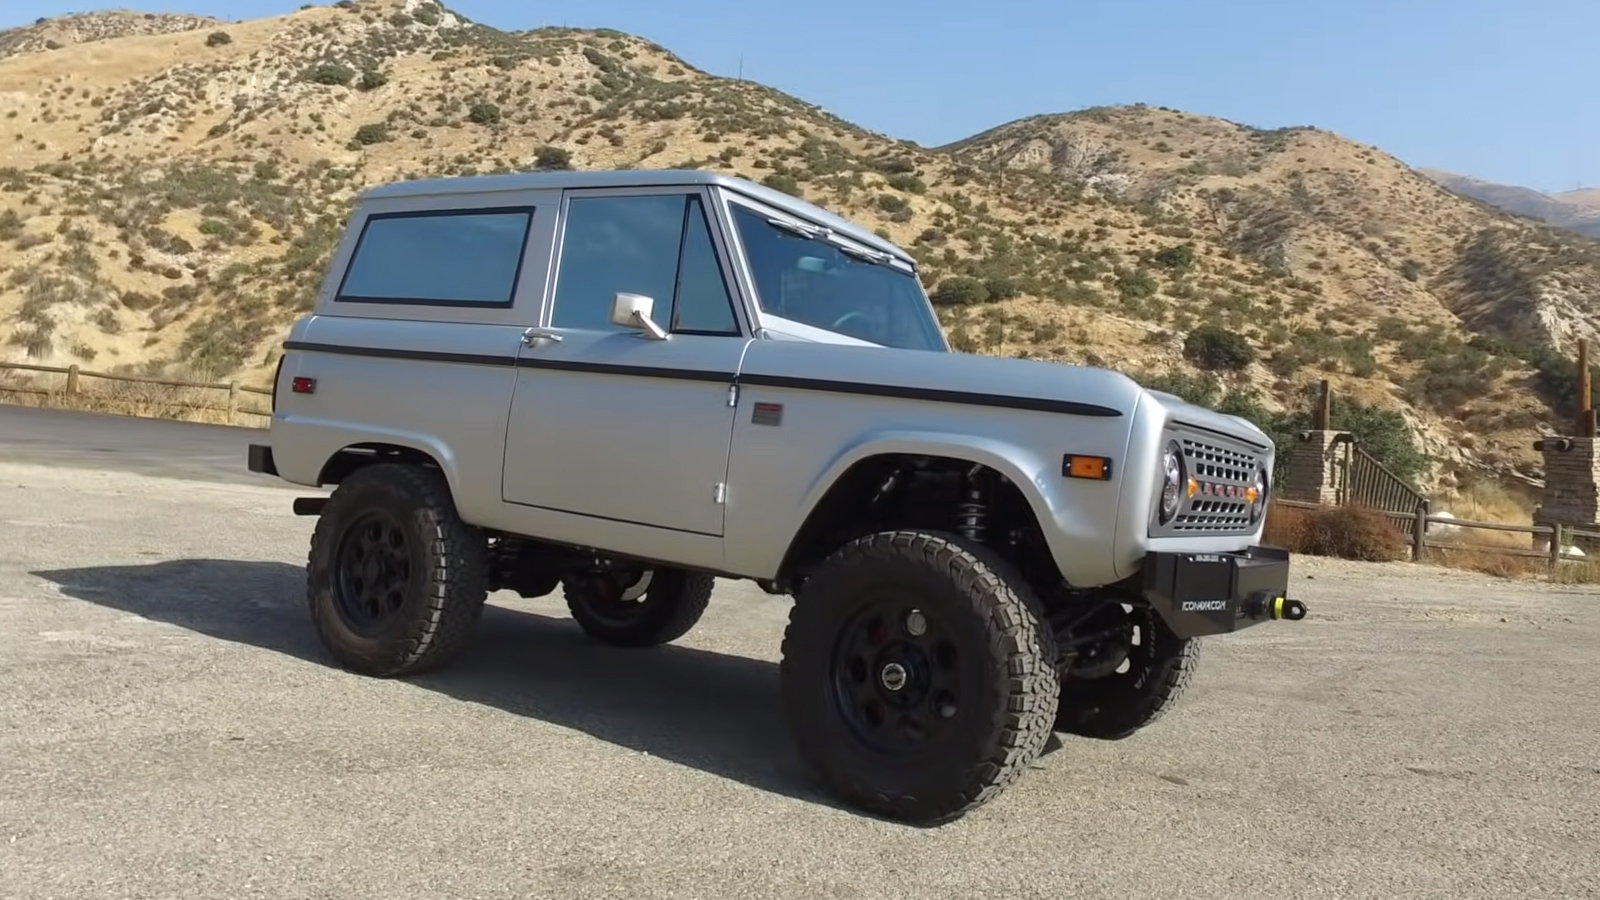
xmin=272 ymin=415 xmax=476 ymax=516
xmin=782 ymin=427 xmax=1137 ymax=588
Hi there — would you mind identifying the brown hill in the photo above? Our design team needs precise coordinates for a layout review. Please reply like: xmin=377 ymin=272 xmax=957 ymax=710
xmin=2 ymin=0 xmax=1597 ymax=499
xmin=1419 ymin=168 xmax=1600 ymax=239
xmin=0 ymin=10 xmax=223 ymax=60
xmin=1556 ymin=188 xmax=1600 ymax=217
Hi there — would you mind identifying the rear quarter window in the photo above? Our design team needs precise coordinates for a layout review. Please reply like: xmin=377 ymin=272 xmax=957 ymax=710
xmin=336 ymin=207 xmax=535 ymax=307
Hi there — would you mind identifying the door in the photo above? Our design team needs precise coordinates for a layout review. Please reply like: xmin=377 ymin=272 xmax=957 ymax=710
xmin=501 ymin=188 xmax=752 ymax=538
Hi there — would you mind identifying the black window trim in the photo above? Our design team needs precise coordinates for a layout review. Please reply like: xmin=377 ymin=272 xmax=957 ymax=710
xmin=334 ymin=205 xmax=538 ymax=309
xmin=667 ymin=194 xmax=743 ymax=338
xmin=549 ymin=191 xmax=746 ymax=338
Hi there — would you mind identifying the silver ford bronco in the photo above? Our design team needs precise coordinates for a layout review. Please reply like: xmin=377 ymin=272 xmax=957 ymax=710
xmin=246 ymin=168 xmax=1307 ymax=824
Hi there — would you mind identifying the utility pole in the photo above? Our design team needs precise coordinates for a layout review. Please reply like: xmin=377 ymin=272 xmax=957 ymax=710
xmin=1579 ymin=338 xmax=1595 ymax=437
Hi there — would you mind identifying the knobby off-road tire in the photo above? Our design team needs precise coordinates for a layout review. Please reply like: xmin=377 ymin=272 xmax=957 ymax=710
xmin=563 ymin=568 xmax=714 ymax=648
xmin=780 ymin=530 xmax=1060 ymax=825
xmin=306 ymin=462 xmax=490 ymax=677
xmin=1055 ymin=605 xmax=1199 ymax=740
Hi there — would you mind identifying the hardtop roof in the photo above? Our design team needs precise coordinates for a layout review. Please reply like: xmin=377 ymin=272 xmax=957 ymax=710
xmin=360 ymin=168 xmax=913 ymax=265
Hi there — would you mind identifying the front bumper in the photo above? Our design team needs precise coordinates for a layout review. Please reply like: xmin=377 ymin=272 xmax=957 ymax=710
xmin=1140 ymin=545 xmax=1305 ymax=639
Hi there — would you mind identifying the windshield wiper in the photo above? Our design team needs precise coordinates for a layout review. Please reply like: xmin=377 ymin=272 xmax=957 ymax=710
xmin=766 ymin=214 xmax=902 ymax=271
xmin=766 ymin=216 xmax=822 ymax=239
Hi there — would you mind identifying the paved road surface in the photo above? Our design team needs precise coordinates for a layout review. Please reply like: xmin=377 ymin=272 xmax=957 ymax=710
xmin=1 ymin=407 xmax=1598 ymax=898
xmin=0 ymin=404 xmax=271 ymax=487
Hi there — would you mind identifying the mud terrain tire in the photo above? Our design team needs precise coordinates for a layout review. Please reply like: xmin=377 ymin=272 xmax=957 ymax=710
xmin=306 ymin=463 xmax=489 ymax=677
xmin=779 ymin=530 xmax=1059 ymax=825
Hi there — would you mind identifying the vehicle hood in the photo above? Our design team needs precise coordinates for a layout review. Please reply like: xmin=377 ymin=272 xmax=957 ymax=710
xmin=737 ymin=341 xmax=1148 ymax=417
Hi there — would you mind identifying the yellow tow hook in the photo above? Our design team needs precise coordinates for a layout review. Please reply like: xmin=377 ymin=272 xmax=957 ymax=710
xmin=1270 ymin=595 xmax=1307 ymax=620
xmin=1246 ymin=592 xmax=1308 ymax=621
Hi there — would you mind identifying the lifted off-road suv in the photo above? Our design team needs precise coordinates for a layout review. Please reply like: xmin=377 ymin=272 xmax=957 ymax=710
xmin=247 ymin=168 xmax=1307 ymax=824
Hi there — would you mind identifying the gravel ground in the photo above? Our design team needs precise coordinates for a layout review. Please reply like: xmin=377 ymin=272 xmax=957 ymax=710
xmin=1 ymin=459 xmax=1598 ymax=900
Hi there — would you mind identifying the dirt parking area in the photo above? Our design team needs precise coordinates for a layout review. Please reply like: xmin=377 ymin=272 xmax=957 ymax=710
xmin=2 ymin=458 xmax=1598 ymax=899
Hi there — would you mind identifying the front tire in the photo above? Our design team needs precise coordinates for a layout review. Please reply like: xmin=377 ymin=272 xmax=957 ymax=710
xmin=306 ymin=463 xmax=489 ymax=677
xmin=562 ymin=567 xmax=714 ymax=648
xmin=779 ymin=531 xmax=1059 ymax=825
xmin=1054 ymin=603 xmax=1199 ymax=740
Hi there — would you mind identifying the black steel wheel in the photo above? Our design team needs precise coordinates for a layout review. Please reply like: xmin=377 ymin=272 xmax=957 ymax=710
xmin=780 ymin=530 xmax=1058 ymax=825
xmin=829 ymin=597 xmax=964 ymax=754
xmin=330 ymin=509 xmax=414 ymax=637
xmin=562 ymin=567 xmax=713 ymax=648
xmin=306 ymin=463 xmax=489 ymax=677
xmin=1054 ymin=602 xmax=1199 ymax=740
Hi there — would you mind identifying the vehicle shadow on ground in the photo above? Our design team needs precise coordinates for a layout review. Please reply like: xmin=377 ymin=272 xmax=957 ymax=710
xmin=33 ymin=558 xmax=839 ymax=812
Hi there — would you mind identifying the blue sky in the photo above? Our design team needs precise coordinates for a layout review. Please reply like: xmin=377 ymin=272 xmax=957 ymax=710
xmin=6 ymin=0 xmax=1595 ymax=192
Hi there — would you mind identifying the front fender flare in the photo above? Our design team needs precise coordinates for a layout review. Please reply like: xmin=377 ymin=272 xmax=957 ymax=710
xmin=784 ymin=429 xmax=1126 ymax=588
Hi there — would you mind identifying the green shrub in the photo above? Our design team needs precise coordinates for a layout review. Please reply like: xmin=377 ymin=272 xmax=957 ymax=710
xmin=306 ymin=62 xmax=355 ymax=86
xmin=1154 ymin=242 xmax=1196 ymax=270
xmin=1183 ymin=323 xmax=1255 ymax=371
xmin=206 ymin=31 xmax=232 ymax=47
xmin=533 ymin=145 xmax=572 ymax=170
xmin=930 ymin=276 xmax=989 ymax=306
xmin=761 ymin=173 xmax=799 ymax=195
xmin=352 ymin=123 xmax=389 ymax=145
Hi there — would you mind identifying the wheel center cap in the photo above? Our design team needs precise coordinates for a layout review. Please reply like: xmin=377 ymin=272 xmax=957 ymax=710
xmin=879 ymin=662 xmax=909 ymax=692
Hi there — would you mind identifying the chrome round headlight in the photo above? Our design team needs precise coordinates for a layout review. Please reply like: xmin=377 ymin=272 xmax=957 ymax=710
xmin=1248 ymin=463 xmax=1269 ymax=523
xmin=1159 ymin=440 xmax=1184 ymax=524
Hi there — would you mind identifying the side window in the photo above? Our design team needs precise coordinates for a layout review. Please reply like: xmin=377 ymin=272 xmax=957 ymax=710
xmin=551 ymin=193 xmax=739 ymax=335
xmin=672 ymin=198 xmax=739 ymax=334
xmin=337 ymin=208 xmax=533 ymax=306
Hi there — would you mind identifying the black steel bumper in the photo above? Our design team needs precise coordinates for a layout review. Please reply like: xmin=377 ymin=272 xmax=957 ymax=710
xmin=1140 ymin=545 xmax=1306 ymax=639
xmin=247 ymin=443 xmax=278 ymax=476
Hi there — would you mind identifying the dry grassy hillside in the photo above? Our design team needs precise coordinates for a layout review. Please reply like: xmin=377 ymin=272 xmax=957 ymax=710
xmin=2 ymin=0 xmax=1598 ymax=498
xmin=0 ymin=10 xmax=222 ymax=59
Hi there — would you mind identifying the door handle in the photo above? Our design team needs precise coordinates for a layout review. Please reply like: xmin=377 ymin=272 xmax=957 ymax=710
xmin=522 ymin=328 xmax=563 ymax=345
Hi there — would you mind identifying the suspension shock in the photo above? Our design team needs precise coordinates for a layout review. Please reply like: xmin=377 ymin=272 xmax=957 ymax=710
xmin=956 ymin=464 xmax=988 ymax=542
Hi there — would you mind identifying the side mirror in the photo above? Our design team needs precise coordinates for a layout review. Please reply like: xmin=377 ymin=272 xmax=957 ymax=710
xmin=610 ymin=292 xmax=668 ymax=340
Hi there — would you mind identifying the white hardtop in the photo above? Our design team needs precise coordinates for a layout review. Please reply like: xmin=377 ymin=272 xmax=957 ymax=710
xmin=359 ymin=168 xmax=914 ymax=267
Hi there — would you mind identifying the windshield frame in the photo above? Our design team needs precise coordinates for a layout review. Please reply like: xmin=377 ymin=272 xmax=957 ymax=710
xmin=710 ymin=190 xmax=950 ymax=352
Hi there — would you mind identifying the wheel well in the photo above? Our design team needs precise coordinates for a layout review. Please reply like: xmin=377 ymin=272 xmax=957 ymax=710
xmin=776 ymin=453 xmax=1061 ymax=594
xmin=317 ymin=443 xmax=443 ymax=486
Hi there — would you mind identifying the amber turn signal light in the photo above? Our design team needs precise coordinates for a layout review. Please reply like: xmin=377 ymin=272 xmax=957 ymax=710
xmin=1062 ymin=454 xmax=1112 ymax=480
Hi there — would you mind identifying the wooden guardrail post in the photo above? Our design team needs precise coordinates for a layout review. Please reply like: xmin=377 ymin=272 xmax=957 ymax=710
xmin=1412 ymin=501 xmax=1428 ymax=562
xmin=1549 ymin=522 xmax=1566 ymax=574
xmin=227 ymin=381 xmax=239 ymax=425
xmin=66 ymin=364 xmax=80 ymax=396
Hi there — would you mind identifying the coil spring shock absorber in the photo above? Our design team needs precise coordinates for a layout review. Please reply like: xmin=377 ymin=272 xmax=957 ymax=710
xmin=957 ymin=464 xmax=987 ymax=542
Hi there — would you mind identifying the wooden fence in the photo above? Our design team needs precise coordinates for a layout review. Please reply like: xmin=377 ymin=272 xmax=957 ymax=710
xmin=0 ymin=360 xmax=272 ymax=425
xmin=1274 ymin=498 xmax=1600 ymax=576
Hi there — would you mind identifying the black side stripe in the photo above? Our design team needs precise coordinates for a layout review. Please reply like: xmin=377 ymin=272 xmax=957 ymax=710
xmin=283 ymin=340 xmax=514 ymax=368
xmin=738 ymin=373 xmax=1121 ymax=418
xmin=282 ymin=340 xmax=1122 ymax=418
xmin=515 ymin=356 xmax=733 ymax=383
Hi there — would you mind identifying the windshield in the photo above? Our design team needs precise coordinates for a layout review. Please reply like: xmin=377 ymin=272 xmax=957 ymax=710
xmin=728 ymin=202 xmax=947 ymax=351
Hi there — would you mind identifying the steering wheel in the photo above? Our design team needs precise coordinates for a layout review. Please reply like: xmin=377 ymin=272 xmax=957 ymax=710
xmin=831 ymin=311 xmax=868 ymax=333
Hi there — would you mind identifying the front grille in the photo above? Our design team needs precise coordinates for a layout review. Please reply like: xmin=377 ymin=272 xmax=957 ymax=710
xmin=1170 ymin=433 xmax=1264 ymax=534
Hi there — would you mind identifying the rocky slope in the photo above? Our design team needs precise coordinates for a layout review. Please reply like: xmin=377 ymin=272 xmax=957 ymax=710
xmin=2 ymin=0 xmax=1598 ymax=497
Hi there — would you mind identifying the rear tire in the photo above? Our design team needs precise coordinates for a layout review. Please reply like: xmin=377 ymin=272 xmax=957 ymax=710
xmin=779 ymin=530 xmax=1059 ymax=825
xmin=306 ymin=463 xmax=489 ymax=677
xmin=1054 ymin=604 xmax=1199 ymax=740
xmin=563 ymin=568 xmax=714 ymax=648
